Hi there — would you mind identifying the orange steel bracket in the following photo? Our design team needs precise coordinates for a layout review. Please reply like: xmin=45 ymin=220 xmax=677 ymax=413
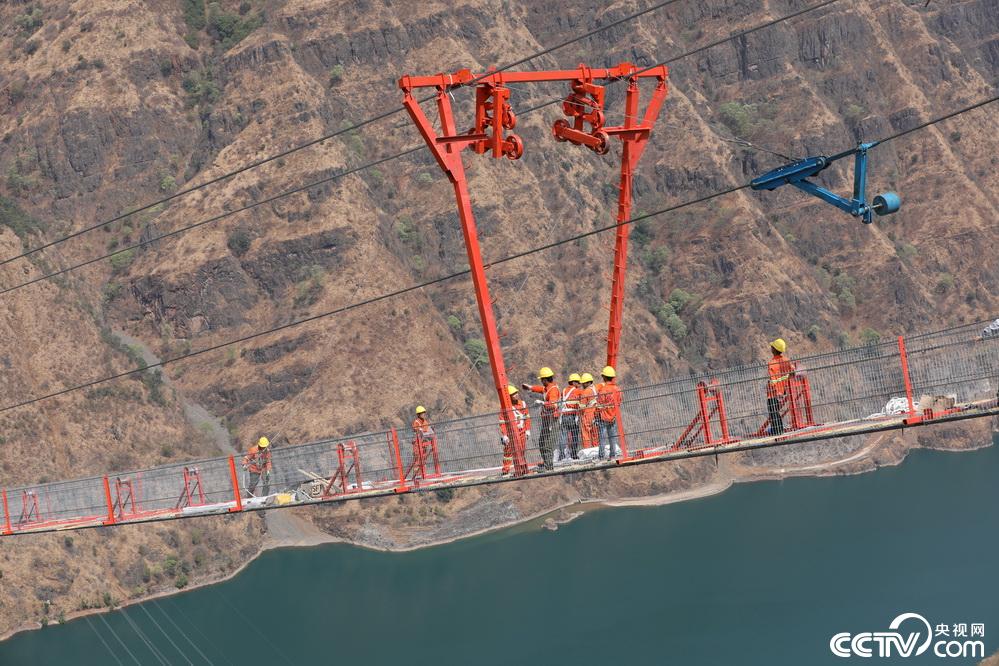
xmin=102 ymin=476 xmax=116 ymax=525
xmin=227 ymin=456 xmax=243 ymax=512
xmin=399 ymin=63 xmax=668 ymax=475
xmin=1 ymin=489 xmax=11 ymax=535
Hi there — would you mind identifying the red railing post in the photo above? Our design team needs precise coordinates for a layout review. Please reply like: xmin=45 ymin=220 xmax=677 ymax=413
xmin=713 ymin=381 xmax=734 ymax=443
xmin=696 ymin=382 xmax=714 ymax=446
xmin=898 ymin=335 xmax=917 ymax=419
xmin=390 ymin=429 xmax=408 ymax=492
xmin=1 ymin=490 xmax=11 ymax=535
xmin=227 ymin=456 xmax=243 ymax=512
xmin=102 ymin=476 xmax=116 ymax=525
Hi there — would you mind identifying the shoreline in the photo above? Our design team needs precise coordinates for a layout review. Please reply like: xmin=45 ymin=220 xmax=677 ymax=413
xmin=2 ymin=432 xmax=994 ymax=642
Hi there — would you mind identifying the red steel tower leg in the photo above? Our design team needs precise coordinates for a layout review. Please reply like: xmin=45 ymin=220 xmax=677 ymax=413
xmin=401 ymin=89 xmax=528 ymax=476
xmin=605 ymin=76 xmax=668 ymax=368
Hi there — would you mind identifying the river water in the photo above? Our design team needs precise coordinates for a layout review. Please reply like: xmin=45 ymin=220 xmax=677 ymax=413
xmin=2 ymin=441 xmax=997 ymax=665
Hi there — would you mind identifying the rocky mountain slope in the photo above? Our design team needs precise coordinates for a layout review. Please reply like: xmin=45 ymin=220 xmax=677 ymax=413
xmin=0 ymin=0 xmax=997 ymax=637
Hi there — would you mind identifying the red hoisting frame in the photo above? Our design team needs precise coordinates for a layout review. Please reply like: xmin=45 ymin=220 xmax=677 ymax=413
xmin=17 ymin=490 xmax=40 ymax=527
xmin=399 ymin=63 xmax=668 ymax=475
xmin=176 ymin=466 xmax=207 ymax=509
xmin=324 ymin=441 xmax=364 ymax=496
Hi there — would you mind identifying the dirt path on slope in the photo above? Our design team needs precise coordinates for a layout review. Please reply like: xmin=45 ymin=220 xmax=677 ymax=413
xmin=111 ymin=331 xmax=326 ymax=545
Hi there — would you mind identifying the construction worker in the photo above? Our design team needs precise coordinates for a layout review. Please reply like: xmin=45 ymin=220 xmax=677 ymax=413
xmin=522 ymin=367 xmax=560 ymax=471
xmin=596 ymin=366 xmax=622 ymax=460
xmin=242 ymin=436 xmax=272 ymax=497
xmin=559 ymin=373 xmax=583 ymax=460
xmin=412 ymin=406 xmax=435 ymax=444
xmin=578 ymin=372 xmax=599 ymax=450
xmin=499 ymin=385 xmax=531 ymax=475
xmin=766 ymin=338 xmax=795 ymax=435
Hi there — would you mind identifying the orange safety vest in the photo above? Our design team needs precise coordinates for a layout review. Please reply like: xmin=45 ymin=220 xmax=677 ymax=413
xmin=242 ymin=445 xmax=272 ymax=474
xmin=412 ymin=416 xmax=435 ymax=440
xmin=767 ymin=355 xmax=794 ymax=398
xmin=499 ymin=399 xmax=531 ymax=436
xmin=528 ymin=383 xmax=561 ymax=418
xmin=561 ymin=385 xmax=582 ymax=416
xmin=596 ymin=382 xmax=621 ymax=422
xmin=578 ymin=385 xmax=598 ymax=414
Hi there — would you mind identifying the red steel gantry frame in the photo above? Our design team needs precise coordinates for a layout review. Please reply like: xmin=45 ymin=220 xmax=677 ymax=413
xmin=399 ymin=63 xmax=668 ymax=474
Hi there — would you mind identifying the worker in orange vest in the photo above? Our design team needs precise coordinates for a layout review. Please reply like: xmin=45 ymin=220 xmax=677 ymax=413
xmin=412 ymin=405 xmax=435 ymax=445
xmin=522 ymin=366 xmax=560 ymax=471
xmin=241 ymin=436 xmax=272 ymax=497
xmin=577 ymin=372 xmax=599 ymax=450
xmin=559 ymin=373 xmax=583 ymax=460
xmin=499 ymin=385 xmax=531 ymax=475
xmin=596 ymin=366 xmax=622 ymax=460
xmin=766 ymin=338 xmax=795 ymax=435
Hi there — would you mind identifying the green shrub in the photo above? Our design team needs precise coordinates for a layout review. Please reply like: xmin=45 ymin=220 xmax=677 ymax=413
xmin=415 ymin=172 xmax=433 ymax=185
xmin=896 ymin=243 xmax=918 ymax=263
xmin=0 ymin=196 xmax=41 ymax=240
xmin=806 ymin=324 xmax=820 ymax=342
xmin=181 ymin=70 xmax=219 ymax=107
xmin=158 ymin=173 xmax=176 ymax=192
xmin=464 ymin=338 xmax=488 ymax=368
xmin=654 ymin=303 xmax=687 ymax=340
xmin=859 ymin=328 xmax=882 ymax=346
xmin=641 ymin=246 xmax=669 ymax=273
xmin=183 ymin=0 xmax=206 ymax=31
xmin=15 ymin=8 xmax=43 ymax=35
xmin=109 ymin=248 xmax=136 ymax=273
xmin=446 ymin=315 xmax=462 ymax=332
xmin=718 ymin=102 xmax=754 ymax=136
xmin=175 ymin=573 xmax=188 ymax=589
xmin=209 ymin=8 xmax=261 ymax=50
xmin=227 ymin=229 xmax=252 ymax=256
xmin=667 ymin=288 xmax=695 ymax=314
xmin=936 ymin=272 xmax=954 ymax=293
xmin=329 ymin=64 xmax=345 ymax=86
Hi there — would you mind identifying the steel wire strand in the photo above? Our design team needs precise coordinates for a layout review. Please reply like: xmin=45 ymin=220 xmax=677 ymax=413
xmin=85 ymin=615 xmax=127 ymax=666
xmin=119 ymin=608 xmax=170 ymax=666
xmin=96 ymin=613 xmax=143 ymax=666
xmin=136 ymin=603 xmax=196 ymax=666
xmin=149 ymin=602 xmax=216 ymax=666
xmin=0 ymin=0 xmax=685 ymax=269
xmin=161 ymin=598 xmax=238 ymax=666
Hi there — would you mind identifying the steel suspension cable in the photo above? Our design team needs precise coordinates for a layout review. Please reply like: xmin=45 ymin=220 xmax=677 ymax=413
xmin=96 ymin=612 xmax=143 ymax=666
xmin=0 ymin=0 xmax=685 ymax=269
xmin=0 ymin=78 xmax=994 ymax=414
xmin=136 ymin=603 xmax=196 ymax=666
xmin=151 ymin=600 xmax=217 ymax=666
xmin=85 ymin=615 xmax=127 ymax=666
xmin=161 ymin=598 xmax=238 ymax=666
xmin=119 ymin=608 xmax=170 ymax=666
xmin=0 ymin=0 xmax=844 ymax=299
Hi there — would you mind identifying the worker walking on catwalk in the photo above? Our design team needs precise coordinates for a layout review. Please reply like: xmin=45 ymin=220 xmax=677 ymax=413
xmin=242 ymin=436 xmax=273 ymax=497
xmin=500 ymin=385 xmax=531 ymax=475
xmin=766 ymin=338 xmax=795 ymax=435
xmin=559 ymin=373 xmax=583 ymax=460
xmin=578 ymin=372 xmax=598 ymax=450
xmin=523 ymin=367 xmax=560 ymax=471
xmin=596 ymin=366 xmax=622 ymax=459
xmin=412 ymin=405 xmax=435 ymax=445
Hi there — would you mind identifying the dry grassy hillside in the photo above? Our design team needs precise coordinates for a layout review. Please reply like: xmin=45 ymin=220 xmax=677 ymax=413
xmin=0 ymin=0 xmax=997 ymax=636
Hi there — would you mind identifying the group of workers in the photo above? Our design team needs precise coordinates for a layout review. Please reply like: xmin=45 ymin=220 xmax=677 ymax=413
xmin=240 ymin=339 xmax=800 ymax=496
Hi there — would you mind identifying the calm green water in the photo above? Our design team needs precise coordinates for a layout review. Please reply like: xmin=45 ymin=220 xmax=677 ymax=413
xmin=2 ymin=442 xmax=997 ymax=665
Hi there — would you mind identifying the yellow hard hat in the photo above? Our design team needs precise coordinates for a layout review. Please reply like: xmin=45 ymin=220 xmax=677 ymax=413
xmin=257 ymin=436 xmax=270 ymax=449
xmin=507 ymin=385 xmax=519 ymax=396
xmin=580 ymin=372 xmax=594 ymax=384
xmin=538 ymin=366 xmax=554 ymax=379
xmin=770 ymin=338 xmax=787 ymax=354
xmin=601 ymin=365 xmax=616 ymax=378
xmin=568 ymin=373 xmax=581 ymax=383
xmin=415 ymin=405 xmax=427 ymax=415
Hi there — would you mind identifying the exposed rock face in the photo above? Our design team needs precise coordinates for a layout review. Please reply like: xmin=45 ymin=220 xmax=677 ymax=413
xmin=0 ymin=0 xmax=997 ymax=637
